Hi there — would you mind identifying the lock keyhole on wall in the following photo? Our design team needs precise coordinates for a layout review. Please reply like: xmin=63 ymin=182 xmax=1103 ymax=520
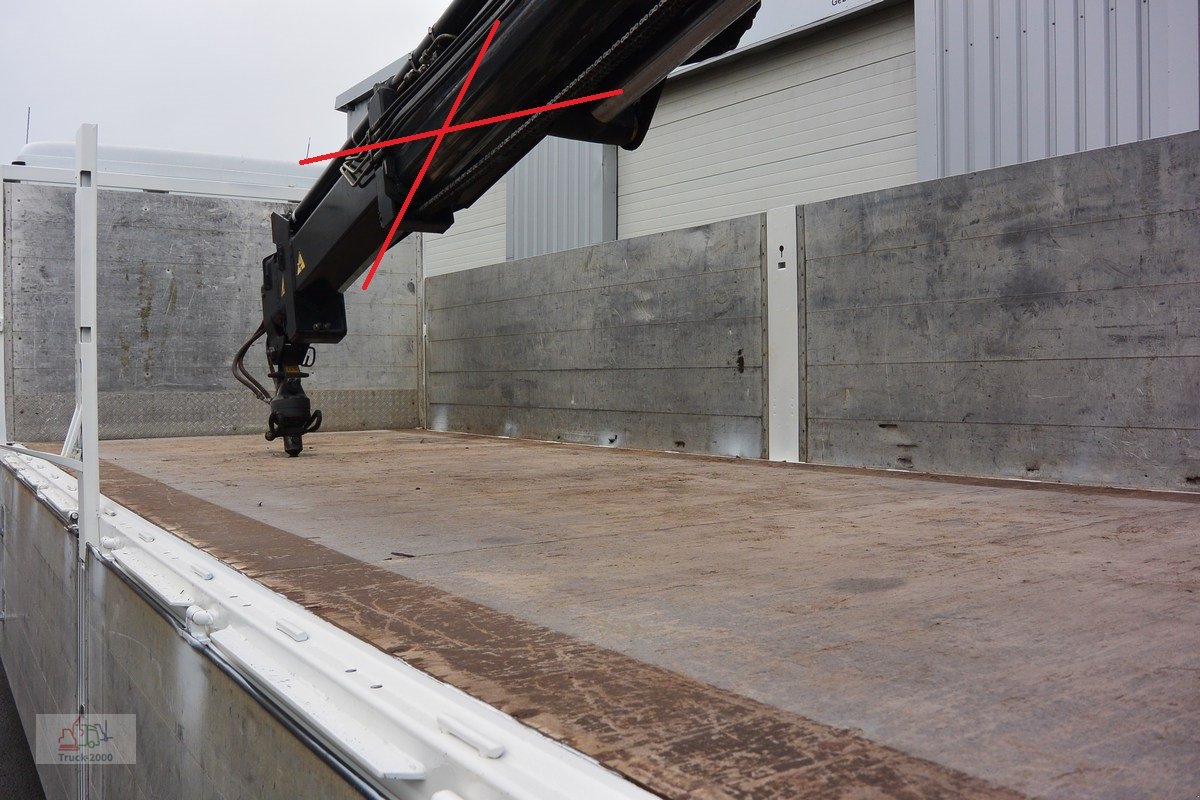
xmin=778 ymin=244 xmax=787 ymax=269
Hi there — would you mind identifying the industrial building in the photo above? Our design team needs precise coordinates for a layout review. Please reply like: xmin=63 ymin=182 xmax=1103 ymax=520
xmin=330 ymin=0 xmax=1200 ymax=275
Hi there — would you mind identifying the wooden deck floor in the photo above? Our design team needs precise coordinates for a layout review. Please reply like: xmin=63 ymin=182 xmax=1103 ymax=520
xmin=99 ymin=430 xmax=1200 ymax=799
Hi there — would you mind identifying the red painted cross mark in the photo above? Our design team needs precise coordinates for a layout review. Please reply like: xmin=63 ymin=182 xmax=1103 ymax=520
xmin=300 ymin=19 xmax=623 ymax=290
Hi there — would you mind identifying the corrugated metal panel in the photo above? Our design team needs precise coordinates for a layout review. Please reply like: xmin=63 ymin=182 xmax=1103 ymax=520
xmin=916 ymin=0 xmax=1200 ymax=179
xmin=618 ymin=3 xmax=918 ymax=240
xmin=423 ymin=178 xmax=508 ymax=277
xmin=507 ymin=138 xmax=616 ymax=261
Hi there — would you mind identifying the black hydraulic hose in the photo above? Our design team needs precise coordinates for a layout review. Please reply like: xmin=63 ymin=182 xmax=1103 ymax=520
xmin=293 ymin=0 xmax=497 ymax=227
xmin=373 ymin=0 xmax=509 ymax=135
xmin=232 ymin=323 xmax=272 ymax=403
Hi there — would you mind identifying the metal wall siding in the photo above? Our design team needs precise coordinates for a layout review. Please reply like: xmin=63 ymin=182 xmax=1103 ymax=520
xmin=423 ymin=178 xmax=507 ymax=277
xmin=618 ymin=4 xmax=918 ymax=240
xmin=1148 ymin=0 xmax=1200 ymax=137
xmin=506 ymin=138 xmax=615 ymax=261
xmin=655 ymin=13 xmax=914 ymax=119
xmin=995 ymin=4 xmax=1023 ymax=167
xmin=969 ymin=2 xmax=994 ymax=170
xmin=1051 ymin=0 xmax=1081 ymax=155
xmin=917 ymin=0 xmax=1199 ymax=179
xmin=1022 ymin=2 xmax=1053 ymax=163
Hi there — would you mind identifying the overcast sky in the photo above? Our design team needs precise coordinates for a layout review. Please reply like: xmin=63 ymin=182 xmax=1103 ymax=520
xmin=0 ymin=0 xmax=450 ymax=163
xmin=0 ymin=0 xmax=845 ymax=165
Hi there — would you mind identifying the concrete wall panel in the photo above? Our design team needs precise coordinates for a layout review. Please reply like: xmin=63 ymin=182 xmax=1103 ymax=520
xmin=427 ymin=216 xmax=765 ymax=458
xmin=426 ymin=131 xmax=1198 ymax=491
xmin=805 ymin=130 xmax=1200 ymax=491
xmin=429 ymin=405 xmax=765 ymax=458
xmin=428 ymin=317 xmax=761 ymax=374
xmin=807 ymin=207 xmax=1200 ymax=310
xmin=808 ymin=284 xmax=1200 ymax=364
xmin=808 ymin=418 xmax=1200 ymax=491
xmin=9 ymin=388 xmax=410 ymax=442
xmin=810 ymin=358 xmax=1198 ymax=430
xmin=428 ymin=367 xmax=762 ymax=418
xmin=807 ymin=131 xmax=1200 ymax=259
xmin=2 ymin=183 xmax=420 ymax=442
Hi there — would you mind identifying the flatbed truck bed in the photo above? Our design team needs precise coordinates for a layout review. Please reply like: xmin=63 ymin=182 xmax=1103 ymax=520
xmin=97 ymin=430 xmax=1200 ymax=799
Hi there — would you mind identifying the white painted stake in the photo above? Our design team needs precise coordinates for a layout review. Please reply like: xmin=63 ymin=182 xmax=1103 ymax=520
xmin=766 ymin=206 xmax=801 ymax=462
xmin=0 ymin=166 xmax=7 ymax=444
xmin=74 ymin=123 xmax=100 ymax=800
xmin=74 ymin=124 xmax=100 ymax=557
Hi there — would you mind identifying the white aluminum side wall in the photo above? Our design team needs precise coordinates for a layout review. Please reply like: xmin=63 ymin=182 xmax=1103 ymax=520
xmin=915 ymin=0 xmax=1200 ymax=179
xmin=423 ymin=179 xmax=508 ymax=277
xmin=0 ymin=469 xmax=364 ymax=800
xmin=617 ymin=3 xmax=918 ymax=239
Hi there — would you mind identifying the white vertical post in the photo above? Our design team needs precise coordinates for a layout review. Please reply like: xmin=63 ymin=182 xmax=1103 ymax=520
xmin=74 ymin=124 xmax=99 ymax=800
xmin=765 ymin=206 xmax=801 ymax=463
xmin=415 ymin=233 xmax=428 ymax=430
xmin=74 ymin=124 xmax=100 ymax=557
xmin=0 ymin=165 xmax=8 ymax=443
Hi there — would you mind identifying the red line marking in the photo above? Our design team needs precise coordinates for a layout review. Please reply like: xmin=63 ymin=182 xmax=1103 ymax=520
xmin=300 ymin=89 xmax=623 ymax=166
xmin=360 ymin=19 xmax=501 ymax=290
xmin=352 ymin=19 xmax=623 ymax=290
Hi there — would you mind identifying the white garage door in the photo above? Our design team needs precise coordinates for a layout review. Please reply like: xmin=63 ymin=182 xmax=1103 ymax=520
xmin=423 ymin=178 xmax=508 ymax=277
xmin=618 ymin=3 xmax=917 ymax=239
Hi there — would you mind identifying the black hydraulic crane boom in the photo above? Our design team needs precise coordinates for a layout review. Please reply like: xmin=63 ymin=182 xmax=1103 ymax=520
xmin=235 ymin=0 xmax=760 ymax=456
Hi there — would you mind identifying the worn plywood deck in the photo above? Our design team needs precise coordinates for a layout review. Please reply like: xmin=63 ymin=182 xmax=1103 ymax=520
xmin=98 ymin=430 xmax=1200 ymax=799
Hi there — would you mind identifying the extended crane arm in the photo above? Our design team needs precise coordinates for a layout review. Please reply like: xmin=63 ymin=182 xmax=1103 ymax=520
xmin=237 ymin=0 xmax=760 ymax=455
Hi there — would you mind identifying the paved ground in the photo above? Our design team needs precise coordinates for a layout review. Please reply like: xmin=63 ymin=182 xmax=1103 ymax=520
xmin=101 ymin=430 xmax=1200 ymax=799
xmin=0 ymin=658 xmax=45 ymax=799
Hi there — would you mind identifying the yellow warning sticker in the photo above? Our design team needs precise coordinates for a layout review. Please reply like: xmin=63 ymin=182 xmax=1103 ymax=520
xmin=297 ymin=253 xmax=307 ymax=275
